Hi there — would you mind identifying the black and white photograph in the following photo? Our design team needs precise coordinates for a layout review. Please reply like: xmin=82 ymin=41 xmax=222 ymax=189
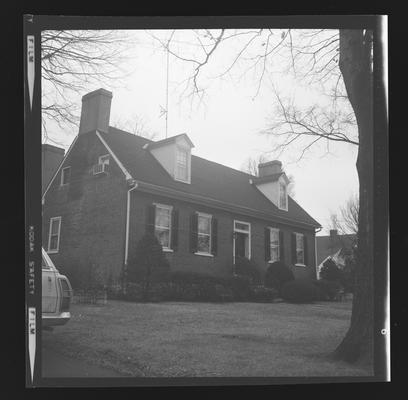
xmin=24 ymin=15 xmax=389 ymax=387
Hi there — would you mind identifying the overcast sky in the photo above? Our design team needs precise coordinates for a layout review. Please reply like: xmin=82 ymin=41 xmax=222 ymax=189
xmin=43 ymin=29 xmax=359 ymax=235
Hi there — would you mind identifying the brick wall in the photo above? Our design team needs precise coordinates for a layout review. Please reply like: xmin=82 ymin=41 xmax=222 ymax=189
xmin=42 ymin=132 xmax=127 ymax=288
xmin=128 ymin=191 xmax=317 ymax=280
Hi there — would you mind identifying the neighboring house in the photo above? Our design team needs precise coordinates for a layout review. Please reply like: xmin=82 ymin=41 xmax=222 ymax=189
xmin=42 ymin=144 xmax=65 ymax=194
xmin=42 ymin=88 xmax=321 ymax=288
xmin=316 ymin=230 xmax=357 ymax=278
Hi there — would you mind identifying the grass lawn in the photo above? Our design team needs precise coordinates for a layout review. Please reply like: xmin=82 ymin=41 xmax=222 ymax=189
xmin=42 ymin=299 xmax=373 ymax=378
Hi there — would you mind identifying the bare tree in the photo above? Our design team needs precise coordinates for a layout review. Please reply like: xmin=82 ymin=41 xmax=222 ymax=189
xmin=111 ymin=114 xmax=158 ymax=140
xmin=329 ymin=193 xmax=359 ymax=236
xmin=150 ymin=27 xmax=379 ymax=364
xmin=41 ymin=30 xmax=135 ymax=145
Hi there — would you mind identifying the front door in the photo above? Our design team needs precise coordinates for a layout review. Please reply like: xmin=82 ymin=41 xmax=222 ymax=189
xmin=235 ymin=232 xmax=247 ymax=259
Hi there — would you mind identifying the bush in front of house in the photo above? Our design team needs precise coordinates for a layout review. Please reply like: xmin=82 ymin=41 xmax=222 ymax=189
xmin=169 ymin=271 xmax=233 ymax=302
xmin=320 ymin=258 xmax=343 ymax=282
xmin=281 ymin=279 xmax=319 ymax=303
xmin=234 ymin=256 xmax=261 ymax=284
xmin=249 ymin=285 xmax=279 ymax=303
xmin=313 ymin=279 xmax=343 ymax=301
xmin=264 ymin=261 xmax=295 ymax=294
xmin=126 ymin=233 xmax=170 ymax=301
xmin=229 ymin=274 xmax=252 ymax=301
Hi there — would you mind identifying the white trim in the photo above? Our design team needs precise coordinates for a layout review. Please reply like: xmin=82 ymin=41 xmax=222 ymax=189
xmin=196 ymin=212 xmax=212 ymax=255
xmin=124 ymin=181 xmax=138 ymax=266
xmin=95 ymin=130 xmax=133 ymax=180
xmin=60 ymin=166 xmax=71 ymax=186
xmin=294 ymin=232 xmax=305 ymax=265
xmin=42 ymin=135 xmax=78 ymax=200
xmin=154 ymin=203 xmax=173 ymax=251
xmin=174 ymin=145 xmax=191 ymax=184
xmin=278 ymin=180 xmax=288 ymax=211
xmin=268 ymin=227 xmax=280 ymax=263
xmin=233 ymin=219 xmax=251 ymax=263
xmin=47 ymin=216 xmax=61 ymax=254
xmin=194 ymin=252 xmax=214 ymax=257
xmin=163 ymin=248 xmax=174 ymax=253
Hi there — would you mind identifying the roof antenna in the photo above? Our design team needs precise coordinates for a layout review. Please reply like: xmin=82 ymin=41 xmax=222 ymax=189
xmin=165 ymin=42 xmax=169 ymax=139
xmin=159 ymin=31 xmax=174 ymax=139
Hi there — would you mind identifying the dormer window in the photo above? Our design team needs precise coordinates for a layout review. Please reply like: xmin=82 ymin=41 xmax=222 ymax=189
xmin=175 ymin=146 xmax=189 ymax=183
xmin=279 ymin=181 xmax=288 ymax=210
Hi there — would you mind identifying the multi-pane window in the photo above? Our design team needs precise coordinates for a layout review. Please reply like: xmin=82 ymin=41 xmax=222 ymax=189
xmin=99 ymin=154 xmax=110 ymax=166
xmin=279 ymin=181 xmax=287 ymax=210
xmin=154 ymin=205 xmax=172 ymax=249
xmin=48 ymin=217 xmax=61 ymax=253
xmin=61 ymin=167 xmax=71 ymax=185
xmin=295 ymin=233 xmax=305 ymax=264
xmin=197 ymin=213 xmax=212 ymax=254
xmin=175 ymin=147 xmax=188 ymax=181
xmin=269 ymin=228 xmax=280 ymax=262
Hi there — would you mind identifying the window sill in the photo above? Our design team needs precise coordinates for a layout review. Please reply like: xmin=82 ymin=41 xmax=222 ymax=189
xmin=295 ymin=263 xmax=306 ymax=267
xmin=268 ymin=260 xmax=280 ymax=264
xmin=194 ymin=252 xmax=214 ymax=258
xmin=47 ymin=250 xmax=59 ymax=254
xmin=163 ymin=248 xmax=174 ymax=253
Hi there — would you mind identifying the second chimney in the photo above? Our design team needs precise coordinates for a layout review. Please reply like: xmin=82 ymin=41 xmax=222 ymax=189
xmin=78 ymin=88 xmax=113 ymax=135
xmin=258 ymin=160 xmax=282 ymax=177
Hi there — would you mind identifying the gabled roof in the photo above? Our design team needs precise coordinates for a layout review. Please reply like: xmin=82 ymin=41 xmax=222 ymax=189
xmin=99 ymin=127 xmax=321 ymax=228
xmin=145 ymin=133 xmax=194 ymax=150
xmin=316 ymin=234 xmax=356 ymax=266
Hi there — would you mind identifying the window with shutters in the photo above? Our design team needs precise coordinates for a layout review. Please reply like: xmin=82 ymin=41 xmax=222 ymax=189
xmin=196 ymin=213 xmax=212 ymax=255
xmin=98 ymin=154 xmax=110 ymax=166
xmin=154 ymin=204 xmax=172 ymax=250
xmin=295 ymin=233 xmax=305 ymax=265
xmin=269 ymin=228 xmax=280 ymax=262
xmin=48 ymin=216 xmax=61 ymax=253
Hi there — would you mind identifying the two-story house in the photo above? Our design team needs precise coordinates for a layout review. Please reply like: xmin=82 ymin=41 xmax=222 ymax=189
xmin=42 ymin=88 xmax=321 ymax=288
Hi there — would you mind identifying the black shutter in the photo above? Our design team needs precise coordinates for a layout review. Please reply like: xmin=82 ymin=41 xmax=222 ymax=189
xmin=279 ymin=230 xmax=285 ymax=262
xmin=190 ymin=213 xmax=198 ymax=253
xmin=146 ymin=204 xmax=156 ymax=235
xmin=211 ymin=217 xmax=218 ymax=256
xmin=264 ymin=228 xmax=271 ymax=262
xmin=291 ymin=233 xmax=297 ymax=264
xmin=303 ymin=235 xmax=308 ymax=266
xmin=171 ymin=209 xmax=179 ymax=251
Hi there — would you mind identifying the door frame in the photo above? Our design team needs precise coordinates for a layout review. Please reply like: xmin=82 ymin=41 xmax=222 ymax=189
xmin=233 ymin=219 xmax=251 ymax=264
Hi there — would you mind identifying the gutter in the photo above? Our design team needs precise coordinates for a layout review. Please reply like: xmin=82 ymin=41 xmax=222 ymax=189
xmin=133 ymin=179 xmax=321 ymax=230
xmin=315 ymin=226 xmax=323 ymax=279
xmin=124 ymin=179 xmax=138 ymax=266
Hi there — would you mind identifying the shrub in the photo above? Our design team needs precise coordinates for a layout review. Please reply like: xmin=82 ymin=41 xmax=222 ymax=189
xmin=281 ymin=279 xmax=319 ymax=303
xmin=249 ymin=285 xmax=278 ymax=303
xmin=229 ymin=274 xmax=252 ymax=301
xmin=264 ymin=261 xmax=295 ymax=293
xmin=126 ymin=233 xmax=170 ymax=301
xmin=313 ymin=279 xmax=343 ymax=301
xmin=320 ymin=258 xmax=343 ymax=282
xmin=234 ymin=257 xmax=261 ymax=283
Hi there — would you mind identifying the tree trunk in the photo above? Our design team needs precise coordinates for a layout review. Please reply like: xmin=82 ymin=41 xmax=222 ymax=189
xmin=334 ymin=29 xmax=374 ymax=364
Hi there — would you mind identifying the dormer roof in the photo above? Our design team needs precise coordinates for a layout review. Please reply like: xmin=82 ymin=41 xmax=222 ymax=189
xmin=144 ymin=133 xmax=194 ymax=150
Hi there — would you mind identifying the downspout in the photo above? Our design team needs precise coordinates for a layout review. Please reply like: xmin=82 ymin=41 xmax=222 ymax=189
xmin=315 ymin=226 xmax=323 ymax=279
xmin=122 ymin=179 xmax=138 ymax=290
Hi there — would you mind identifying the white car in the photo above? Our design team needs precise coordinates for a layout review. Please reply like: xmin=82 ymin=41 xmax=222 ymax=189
xmin=42 ymin=248 xmax=73 ymax=327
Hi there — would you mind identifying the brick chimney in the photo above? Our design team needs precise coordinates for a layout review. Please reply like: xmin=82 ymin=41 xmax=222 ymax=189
xmin=258 ymin=160 xmax=282 ymax=177
xmin=78 ymin=88 xmax=113 ymax=134
xmin=330 ymin=229 xmax=338 ymax=237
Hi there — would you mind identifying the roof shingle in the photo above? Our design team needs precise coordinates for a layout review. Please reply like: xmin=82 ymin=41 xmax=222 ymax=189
xmin=100 ymin=127 xmax=321 ymax=228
